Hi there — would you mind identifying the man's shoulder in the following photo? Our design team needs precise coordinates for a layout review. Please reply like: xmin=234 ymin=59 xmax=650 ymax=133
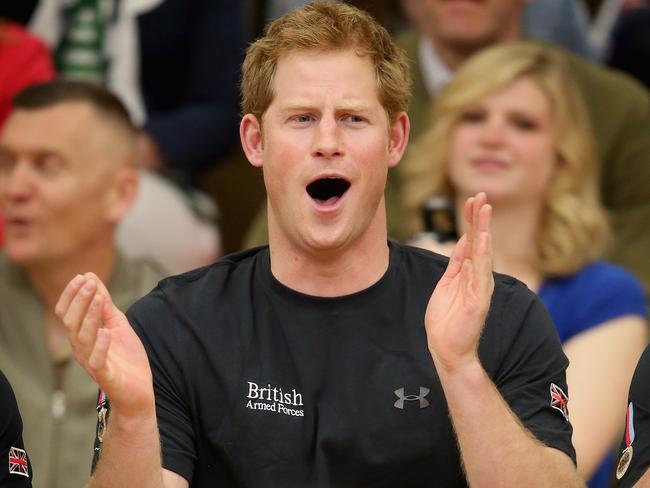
xmin=396 ymin=242 xmax=449 ymax=266
xmin=631 ymin=345 xmax=650 ymax=399
xmin=394 ymin=30 xmax=419 ymax=55
xmin=396 ymin=243 xmax=530 ymax=298
xmin=149 ymin=246 xmax=267 ymax=301
xmin=0 ymin=253 xmax=32 ymax=300
xmin=109 ymin=254 xmax=169 ymax=311
xmin=0 ymin=253 xmax=19 ymax=283
xmin=561 ymin=47 xmax=649 ymax=109
xmin=0 ymin=370 xmax=16 ymax=415
xmin=124 ymin=247 xmax=268 ymax=341
xmin=0 ymin=369 xmax=21 ymax=440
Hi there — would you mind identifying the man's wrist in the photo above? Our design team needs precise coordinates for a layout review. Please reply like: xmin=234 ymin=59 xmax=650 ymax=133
xmin=431 ymin=352 xmax=484 ymax=381
xmin=109 ymin=405 xmax=158 ymax=442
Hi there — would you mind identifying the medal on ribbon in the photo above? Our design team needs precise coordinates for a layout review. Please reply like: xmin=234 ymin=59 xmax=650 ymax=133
xmin=617 ymin=402 xmax=636 ymax=480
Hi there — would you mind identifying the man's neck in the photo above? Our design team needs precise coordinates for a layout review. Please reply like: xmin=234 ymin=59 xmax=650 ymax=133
xmin=23 ymin=241 xmax=118 ymax=365
xmin=429 ymin=39 xmax=479 ymax=72
xmin=426 ymin=23 xmax=523 ymax=72
xmin=268 ymin=210 xmax=391 ymax=297
xmin=25 ymin=243 xmax=117 ymax=313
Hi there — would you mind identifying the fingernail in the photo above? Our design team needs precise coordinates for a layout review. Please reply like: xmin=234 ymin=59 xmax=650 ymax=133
xmin=82 ymin=281 xmax=95 ymax=293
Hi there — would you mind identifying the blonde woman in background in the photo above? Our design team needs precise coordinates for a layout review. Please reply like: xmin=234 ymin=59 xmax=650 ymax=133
xmin=406 ymin=41 xmax=648 ymax=488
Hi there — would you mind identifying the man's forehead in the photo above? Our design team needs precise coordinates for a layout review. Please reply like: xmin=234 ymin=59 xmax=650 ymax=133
xmin=4 ymin=102 xmax=98 ymax=139
xmin=1 ymin=102 xmax=121 ymax=165
xmin=269 ymin=49 xmax=380 ymax=105
xmin=274 ymin=47 xmax=374 ymax=76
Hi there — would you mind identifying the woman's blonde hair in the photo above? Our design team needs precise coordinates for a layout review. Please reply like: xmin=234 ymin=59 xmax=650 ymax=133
xmin=404 ymin=41 xmax=610 ymax=277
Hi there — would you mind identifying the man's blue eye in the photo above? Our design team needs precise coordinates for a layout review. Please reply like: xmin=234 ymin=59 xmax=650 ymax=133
xmin=344 ymin=115 xmax=365 ymax=123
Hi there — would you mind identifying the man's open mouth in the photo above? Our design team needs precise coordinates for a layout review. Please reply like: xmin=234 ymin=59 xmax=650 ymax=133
xmin=306 ymin=177 xmax=351 ymax=206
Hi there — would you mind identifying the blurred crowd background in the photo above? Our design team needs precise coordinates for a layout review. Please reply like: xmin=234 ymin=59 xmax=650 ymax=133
xmin=0 ymin=1 xmax=648 ymax=488
xmin=2 ymin=0 xmax=648 ymax=259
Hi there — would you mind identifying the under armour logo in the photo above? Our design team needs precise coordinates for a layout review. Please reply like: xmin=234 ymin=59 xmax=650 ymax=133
xmin=394 ymin=387 xmax=430 ymax=409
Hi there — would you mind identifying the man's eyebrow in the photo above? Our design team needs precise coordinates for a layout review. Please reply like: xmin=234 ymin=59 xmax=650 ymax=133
xmin=0 ymin=146 xmax=67 ymax=163
xmin=335 ymin=103 xmax=373 ymax=113
xmin=38 ymin=149 xmax=67 ymax=161
xmin=280 ymin=101 xmax=373 ymax=113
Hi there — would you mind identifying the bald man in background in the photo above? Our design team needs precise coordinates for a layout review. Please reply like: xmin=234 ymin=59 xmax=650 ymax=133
xmin=0 ymin=81 xmax=166 ymax=488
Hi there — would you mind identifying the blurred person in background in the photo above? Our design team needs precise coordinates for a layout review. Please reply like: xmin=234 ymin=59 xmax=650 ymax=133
xmin=607 ymin=2 xmax=650 ymax=89
xmin=26 ymin=0 xmax=243 ymax=255
xmin=28 ymin=0 xmax=245 ymax=180
xmin=0 ymin=11 xmax=55 ymax=251
xmin=615 ymin=343 xmax=650 ymax=487
xmin=116 ymin=168 xmax=221 ymax=274
xmin=0 ymin=17 xmax=54 ymax=128
xmin=392 ymin=0 xmax=650 ymax=301
xmin=1 ymin=369 xmax=33 ymax=487
xmin=522 ymin=0 xmax=594 ymax=60
xmin=407 ymin=41 xmax=648 ymax=488
xmin=0 ymin=81 xmax=166 ymax=488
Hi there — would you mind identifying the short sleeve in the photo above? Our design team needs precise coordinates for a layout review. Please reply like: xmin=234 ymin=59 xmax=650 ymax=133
xmin=572 ymin=264 xmax=647 ymax=332
xmin=484 ymin=282 xmax=576 ymax=464
xmin=126 ymin=287 xmax=197 ymax=483
xmin=0 ymin=371 xmax=33 ymax=487
xmin=540 ymin=262 xmax=648 ymax=342
xmin=616 ymin=345 xmax=650 ymax=487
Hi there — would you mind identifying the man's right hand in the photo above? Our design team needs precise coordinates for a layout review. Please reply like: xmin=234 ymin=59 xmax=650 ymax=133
xmin=56 ymin=274 xmax=186 ymax=487
xmin=55 ymin=273 xmax=155 ymax=419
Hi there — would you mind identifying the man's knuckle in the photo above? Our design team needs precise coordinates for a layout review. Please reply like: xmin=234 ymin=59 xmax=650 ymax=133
xmin=62 ymin=315 xmax=74 ymax=329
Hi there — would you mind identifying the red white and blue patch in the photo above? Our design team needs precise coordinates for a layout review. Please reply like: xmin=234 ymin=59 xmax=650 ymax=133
xmin=8 ymin=447 xmax=29 ymax=477
xmin=549 ymin=383 xmax=569 ymax=421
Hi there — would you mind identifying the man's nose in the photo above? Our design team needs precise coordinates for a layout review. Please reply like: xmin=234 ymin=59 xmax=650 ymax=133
xmin=1 ymin=160 xmax=34 ymax=200
xmin=312 ymin=117 xmax=343 ymax=159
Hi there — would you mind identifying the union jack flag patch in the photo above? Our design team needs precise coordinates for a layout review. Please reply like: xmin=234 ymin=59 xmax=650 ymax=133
xmin=549 ymin=383 xmax=569 ymax=421
xmin=8 ymin=446 xmax=29 ymax=477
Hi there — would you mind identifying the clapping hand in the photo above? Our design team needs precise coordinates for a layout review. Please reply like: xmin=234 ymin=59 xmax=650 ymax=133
xmin=55 ymin=273 xmax=155 ymax=418
xmin=424 ymin=193 xmax=494 ymax=372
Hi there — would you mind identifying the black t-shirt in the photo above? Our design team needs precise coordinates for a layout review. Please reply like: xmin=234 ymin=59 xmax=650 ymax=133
xmin=0 ymin=370 xmax=32 ymax=487
xmin=616 ymin=345 xmax=650 ymax=487
xmin=94 ymin=243 xmax=575 ymax=487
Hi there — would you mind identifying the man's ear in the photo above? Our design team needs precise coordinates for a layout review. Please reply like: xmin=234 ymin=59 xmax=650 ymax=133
xmin=240 ymin=114 xmax=264 ymax=168
xmin=387 ymin=111 xmax=410 ymax=169
xmin=105 ymin=166 xmax=139 ymax=223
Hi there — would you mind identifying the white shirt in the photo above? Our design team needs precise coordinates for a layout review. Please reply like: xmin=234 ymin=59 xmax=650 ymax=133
xmin=418 ymin=37 xmax=453 ymax=96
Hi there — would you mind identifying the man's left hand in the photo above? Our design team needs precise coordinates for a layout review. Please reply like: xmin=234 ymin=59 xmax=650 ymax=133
xmin=424 ymin=192 xmax=494 ymax=372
